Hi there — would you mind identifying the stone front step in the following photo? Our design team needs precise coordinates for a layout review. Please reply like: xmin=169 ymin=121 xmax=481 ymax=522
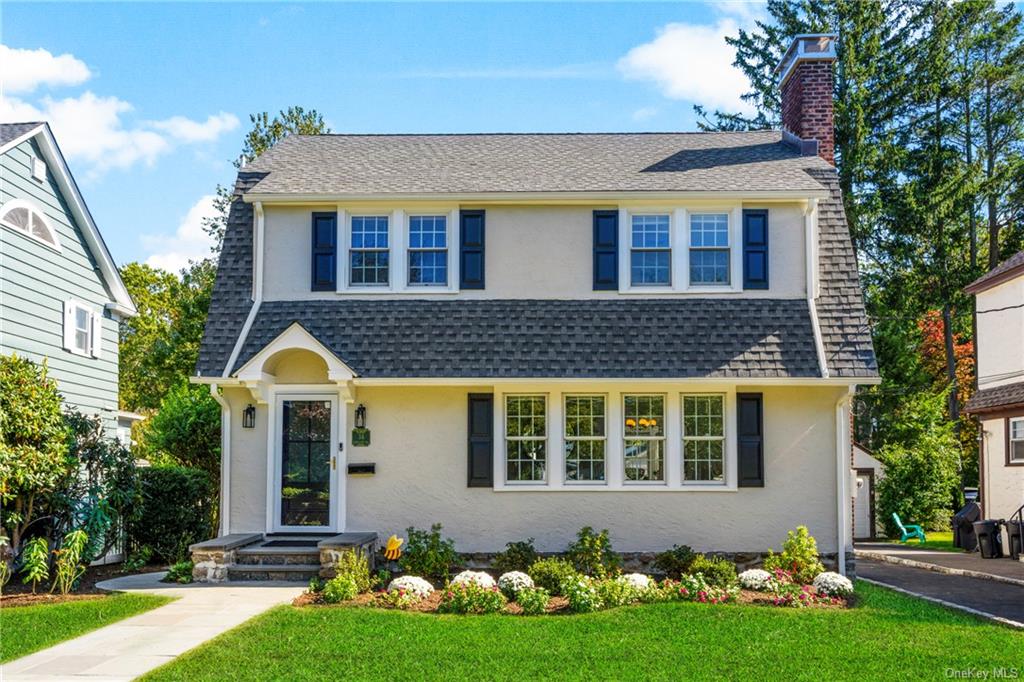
xmin=234 ymin=547 xmax=320 ymax=566
xmin=226 ymin=564 xmax=321 ymax=582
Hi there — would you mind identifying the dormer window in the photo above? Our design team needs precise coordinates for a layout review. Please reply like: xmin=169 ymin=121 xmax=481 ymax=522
xmin=0 ymin=199 xmax=60 ymax=250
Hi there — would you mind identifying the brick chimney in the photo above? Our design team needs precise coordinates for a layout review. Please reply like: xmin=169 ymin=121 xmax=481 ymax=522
xmin=775 ymin=34 xmax=837 ymax=165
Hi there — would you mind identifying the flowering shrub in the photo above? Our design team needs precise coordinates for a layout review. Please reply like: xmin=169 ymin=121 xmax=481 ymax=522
xmin=738 ymin=568 xmax=776 ymax=592
xmin=450 ymin=570 xmax=496 ymax=589
xmin=812 ymin=571 xmax=854 ymax=597
xmin=675 ymin=573 xmax=738 ymax=604
xmin=769 ymin=581 xmax=841 ymax=608
xmin=564 ymin=576 xmax=603 ymax=613
xmin=497 ymin=571 xmax=534 ymax=598
xmin=387 ymin=575 xmax=434 ymax=599
xmin=762 ymin=526 xmax=825 ymax=584
xmin=378 ymin=587 xmax=420 ymax=609
xmin=322 ymin=575 xmax=359 ymax=604
xmin=514 ymin=586 xmax=550 ymax=616
xmin=595 ymin=577 xmax=641 ymax=608
xmin=437 ymin=581 xmax=507 ymax=614
xmin=638 ymin=579 xmax=677 ymax=603
xmin=620 ymin=573 xmax=654 ymax=590
xmin=528 ymin=558 xmax=579 ymax=596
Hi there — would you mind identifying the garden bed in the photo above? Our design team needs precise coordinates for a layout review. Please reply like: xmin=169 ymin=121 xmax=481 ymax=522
xmin=1 ymin=562 xmax=166 ymax=607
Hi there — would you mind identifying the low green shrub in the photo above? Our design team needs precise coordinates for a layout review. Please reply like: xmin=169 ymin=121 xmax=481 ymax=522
xmin=528 ymin=558 xmax=579 ymax=596
xmin=128 ymin=465 xmax=214 ymax=563
xmin=437 ymin=582 xmax=506 ymax=614
xmin=564 ymin=576 xmax=602 ymax=613
xmin=515 ymin=586 xmax=550 ymax=616
xmin=322 ymin=574 xmax=360 ymax=604
xmin=307 ymin=577 xmax=324 ymax=594
xmin=493 ymin=538 xmax=539 ymax=573
xmin=122 ymin=546 xmax=153 ymax=573
xmin=762 ymin=526 xmax=825 ymax=584
xmin=378 ymin=587 xmax=420 ymax=609
xmin=566 ymin=527 xmax=621 ymax=578
xmin=653 ymin=544 xmax=696 ymax=579
xmin=52 ymin=530 xmax=89 ymax=595
xmin=595 ymin=577 xmax=641 ymax=608
xmin=20 ymin=537 xmax=49 ymax=593
xmin=165 ymin=560 xmax=194 ymax=584
xmin=399 ymin=523 xmax=457 ymax=582
xmin=333 ymin=550 xmax=372 ymax=594
xmin=689 ymin=555 xmax=737 ymax=588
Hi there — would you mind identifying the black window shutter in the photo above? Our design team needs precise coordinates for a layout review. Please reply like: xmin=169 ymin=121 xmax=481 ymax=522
xmin=460 ymin=210 xmax=485 ymax=289
xmin=737 ymin=393 xmax=764 ymax=487
xmin=593 ymin=210 xmax=618 ymax=290
xmin=742 ymin=209 xmax=769 ymax=290
xmin=467 ymin=393 xmax=493 ymax=487
xmin=311 ymin=212 xmax=337 ymax=291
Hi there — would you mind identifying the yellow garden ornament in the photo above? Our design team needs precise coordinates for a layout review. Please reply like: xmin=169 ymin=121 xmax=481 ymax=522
xmin=384 ymin=535 xmax=404 ymax=561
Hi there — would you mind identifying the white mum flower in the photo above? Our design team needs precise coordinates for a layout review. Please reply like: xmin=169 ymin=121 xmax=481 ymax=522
xmin=450 ymin=570 xmax=497 ymax=589
xmin=387 ymin=575 xmax=434 ymax=598
xmin=619 ymin=573 xmax=654 ymax=590
xmin=497 ymin=571 xmax=534 ymax=595
xmin=812 ymin=571 xmax=853 ymax=597
xmin=738 ymin=569 xmax=775 ymax=591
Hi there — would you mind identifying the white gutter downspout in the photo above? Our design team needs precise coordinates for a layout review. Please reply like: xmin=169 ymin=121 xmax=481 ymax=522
xmin=805 ymin=199 xmax=829 ymax=378
xmin=835 ymin=387 xmax=854 ymax=576
xmin=210 ymin=384 xmax=231 ymax=536
xmin=224 ymin=201 xmax=264 ymax=377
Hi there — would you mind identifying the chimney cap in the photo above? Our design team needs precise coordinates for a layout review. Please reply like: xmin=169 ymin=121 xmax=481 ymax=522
xmin=774 ymin=34 xmax=837 ymax=85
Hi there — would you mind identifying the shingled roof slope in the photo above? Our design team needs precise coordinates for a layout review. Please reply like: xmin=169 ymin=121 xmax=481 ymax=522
xmin=243 ymin=131 xmax=832 ymax=195
xmin=0 ymin=122 xmax=44 ymax=147
xmin=965 ymin=251 xmax=1024 ymax=294
xmin=964 ymin=381 xmax=1024 ymax=414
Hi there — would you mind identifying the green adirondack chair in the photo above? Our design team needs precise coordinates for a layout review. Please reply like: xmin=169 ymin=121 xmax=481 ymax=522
xmin=892 ymin=513 xmax=926 ymax=543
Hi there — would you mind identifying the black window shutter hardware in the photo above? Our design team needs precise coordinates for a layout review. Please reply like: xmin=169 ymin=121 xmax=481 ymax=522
xmin=467 ymin=393 xmax=493 ymax=487
xmin=592 ymin=210 xmax=618 ymax=290
xmin=460 ymin=210 xmax=485 ymax=289
xmin=737 ymin=393 xmax=764 ymax=487
xmin=311 ymin=212 xmax=337 ymax=291
xmin=742 ymin=209 xmax=769 ymax=290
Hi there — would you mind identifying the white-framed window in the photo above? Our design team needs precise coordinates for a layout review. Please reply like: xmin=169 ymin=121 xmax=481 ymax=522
xmin=689 ymin=213 xmax=730 ymax=285
xmin=505 ymin=395 xmax=547 ymax=482
xmin=1010 ymin=418 xmax=1024 ymax=464
xmin=630 ymin=214 xmax=671 ymax=286
xmin=564 ymin=395 xmax=607 ymax=483
xmin=63 ymin=300 xmax=101 ymax=358
xmin=682 ymin=394 xmax=726 ymax=482
xmin=0 ymin=199 xmax=60 ymax=250
xmin=623 ymin=394 xmax=665 ymax=482
xmin=349 ymin=215 xmax=390 ymax=286
xmin=408 ymin=215 xmax=448 ymax=286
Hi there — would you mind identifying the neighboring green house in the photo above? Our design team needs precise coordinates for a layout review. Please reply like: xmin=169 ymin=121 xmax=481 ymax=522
xmin=0 ymin=122 xmax=136 ymax=431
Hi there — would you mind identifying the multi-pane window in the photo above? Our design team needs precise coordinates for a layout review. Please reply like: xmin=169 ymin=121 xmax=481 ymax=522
xmin=73 ymin=305 xmax=92 ymax=355
xmin=0 ymin=200 xmax=59 ymax=248
xmin=350 ymin=216 xmax=390 ymax=285
xmin=630 ymin=214 xmax=670 ymax=286
xmin=1011 ymin=418 xmax=1024 ymax=464
xmin=623 ymin=395 xmax=665 ymax=482
xmin=564 ymin=395 xmax=606 ymax=482
xmin=682 ymin=395 xmax=725 ymax=482
xmin=689 ymin=214 xmax=730 ymax=285
xmin=408 ymin=216 xmax=448 ymax=286
xmin=506 ymin=396 xmax=547 ymax=482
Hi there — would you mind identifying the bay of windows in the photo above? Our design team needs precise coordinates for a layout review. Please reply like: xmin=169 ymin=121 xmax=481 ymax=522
xmin=623 ymin=395 xmax=665 ymax=482
xmin=564 ymin=395 xmax=606 ymax=482
xmin=505 ymin=395 xmax=547 ymax=482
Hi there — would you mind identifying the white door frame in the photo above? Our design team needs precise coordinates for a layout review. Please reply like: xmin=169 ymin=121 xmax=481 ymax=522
xmin=267 ymin=388 xmax=346 ymax=533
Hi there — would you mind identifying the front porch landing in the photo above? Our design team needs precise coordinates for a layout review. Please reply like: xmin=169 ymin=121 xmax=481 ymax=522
xmin=191 ymin=533 xmax=377 ymax=583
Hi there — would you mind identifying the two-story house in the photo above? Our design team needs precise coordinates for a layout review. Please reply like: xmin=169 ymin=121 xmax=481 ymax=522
xmin=965 ymin=252 xmax=1024 ymax=548
xmin=0 ymin=122 xmax=136 ymax=432
xmin=193 ymin=35 xmax=877 ymax=581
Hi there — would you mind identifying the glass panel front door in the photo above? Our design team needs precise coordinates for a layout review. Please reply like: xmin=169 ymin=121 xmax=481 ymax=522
xmin=280 ymin=400 xmax=332 ymax=527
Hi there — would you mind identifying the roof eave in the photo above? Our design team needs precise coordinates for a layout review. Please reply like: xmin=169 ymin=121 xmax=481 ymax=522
xmin=964 ymin=262 xmax=1024 ymax=295
xmin=242 ymin=189 xmax=831 ymax=204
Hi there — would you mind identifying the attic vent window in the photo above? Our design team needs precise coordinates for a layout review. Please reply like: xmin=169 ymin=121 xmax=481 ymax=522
xmin=31 ymin=157 xmax=47 ymax=182
xmin=0 ymin=199 xmax=60 ymax=250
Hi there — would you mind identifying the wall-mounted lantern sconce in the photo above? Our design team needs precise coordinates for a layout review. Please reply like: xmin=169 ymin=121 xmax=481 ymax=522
xmin=242 ymin=404 xmax=256 ymax=429
xmin=354 ymin=404 xmax=367 ymax=429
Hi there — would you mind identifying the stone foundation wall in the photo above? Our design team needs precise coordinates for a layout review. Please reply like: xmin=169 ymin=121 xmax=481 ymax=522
xmin=319 ymin=539 xmax=379 ymax=579
xmin=192 ymin=548 xmax=236 ymax=583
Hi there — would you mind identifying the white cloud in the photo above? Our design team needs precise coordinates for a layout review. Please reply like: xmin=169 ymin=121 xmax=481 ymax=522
xmin=632 ymin=106 xmax=660 ymax=122
xmin=150 ymin=112 xmax=240 ymax=143
xmin=0 ymin=45 xmax=92 ymax=94
xmin=141 ymin=195 xmax=217 ymax=273
xmin=617 ymin=19 xmax=754 ymax=114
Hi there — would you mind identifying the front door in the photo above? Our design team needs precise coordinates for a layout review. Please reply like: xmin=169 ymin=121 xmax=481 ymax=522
xmin=275 ymin=396 xmax=337 ymax=531
xmin=853 ymin=469 xmax=875 ymax=541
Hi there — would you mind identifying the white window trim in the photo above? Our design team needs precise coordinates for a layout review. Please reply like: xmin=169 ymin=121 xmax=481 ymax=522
xmin=63 ymin=299 xmax=101 ymax=358
xmin=344 ymin=212 xmax=394 ymax=290
xmin=563 ymin=394 xmax=608 ymax=485
xmin=502 ymin=393 xmax=550 ymax=485
xmin=1010 ymin=417 xmax=1024 ymax=464
xmin=0 ymin=198 xmax=61 ymax=252
xmin=404 ymin=212 xmax=454 ymax=290
xmin=622 ymin=393 xmax=668 ymax=486
xmin=494 ymin=386 xmax=738 ymax=492
xmin=681 ymin=392 xmax=729 ymax=486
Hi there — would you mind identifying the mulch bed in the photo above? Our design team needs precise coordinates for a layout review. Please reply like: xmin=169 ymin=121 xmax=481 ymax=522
xmin=1 ymin=563 xmax=165 ymax=608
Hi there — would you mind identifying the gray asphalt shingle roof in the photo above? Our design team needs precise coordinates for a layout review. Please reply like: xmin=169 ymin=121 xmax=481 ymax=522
xmin=243 ymin=131 xmax=832 ymax=195
xmin=0 ymin=122 xmax=44 ymax=147
xmin=964 ymin=381 xmax=1024 ymax=414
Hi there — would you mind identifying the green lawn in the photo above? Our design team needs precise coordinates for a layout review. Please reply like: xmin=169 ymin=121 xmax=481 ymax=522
xmin=885 ymin=530 xmax=958 ymax=552
xmin=146 ymin=582 xmax=1020 ymax=681
xmin=1 ymin=593 xmax=172 ymax=663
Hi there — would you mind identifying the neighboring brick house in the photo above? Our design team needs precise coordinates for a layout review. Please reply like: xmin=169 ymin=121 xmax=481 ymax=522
xmin=192 ymin=35 xmax=877 ymax=581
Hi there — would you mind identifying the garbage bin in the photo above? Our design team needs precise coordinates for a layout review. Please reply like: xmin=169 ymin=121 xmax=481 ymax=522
xmin=1006 ymin=519 xmax=1022 ymax=560
xmin=952 ymin=501 xmax=981 ymax=551
xmin=973 ymin=520 xmax=1004 ymax=559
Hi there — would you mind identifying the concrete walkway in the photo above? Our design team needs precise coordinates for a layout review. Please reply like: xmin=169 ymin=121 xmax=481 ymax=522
xmin=3 ymin=573 xmax=305 ymax=681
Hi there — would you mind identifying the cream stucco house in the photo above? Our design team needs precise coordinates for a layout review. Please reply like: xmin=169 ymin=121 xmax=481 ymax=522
xmin=190 ymin=35 xmax=878 ymax=581
xmin=964 ymin=251 xmax=1024 ymax=550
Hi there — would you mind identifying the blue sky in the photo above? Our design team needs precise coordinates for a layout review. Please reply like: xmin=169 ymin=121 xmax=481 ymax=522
xmin=1 ymin=2 xmax=765 ymax=270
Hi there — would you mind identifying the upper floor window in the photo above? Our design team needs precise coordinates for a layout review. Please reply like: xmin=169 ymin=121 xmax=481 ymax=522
xmin=623 ymin=394 xmax=665 ymax=482
xmin=350 ymin=216 xmax=389 ymax=286
xmin=408 ymin=215 xmax=448 ymax=286
xmin=506 ymin=395 xmax=547 ymax=482
xmin=630 ymin=214 xmax=670 ymax=286
xmin=0 ymin=199 xmax=60 ymax=250
xmin=1010 ymin=418 xmax=1024 ymax=464
xmin=682 ymin=394 xmax=725 ymax=482
xmin=689 ymin=214 xmax=730 ymax=285
xmin=63 ymin=299 xmax=101 ymax=358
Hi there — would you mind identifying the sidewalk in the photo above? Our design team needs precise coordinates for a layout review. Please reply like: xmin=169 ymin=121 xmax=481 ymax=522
xmin=856 ymin=541 xmax=1024 ymax=585
xmin=3 ymin=573 xmax=305 ymax=681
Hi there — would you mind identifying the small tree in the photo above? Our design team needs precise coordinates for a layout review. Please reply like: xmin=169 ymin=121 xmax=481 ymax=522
xmin=142 ymin=381 xmax=221 ymax=483
xmin=0 ymin=355 xmax=70 ymax=555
